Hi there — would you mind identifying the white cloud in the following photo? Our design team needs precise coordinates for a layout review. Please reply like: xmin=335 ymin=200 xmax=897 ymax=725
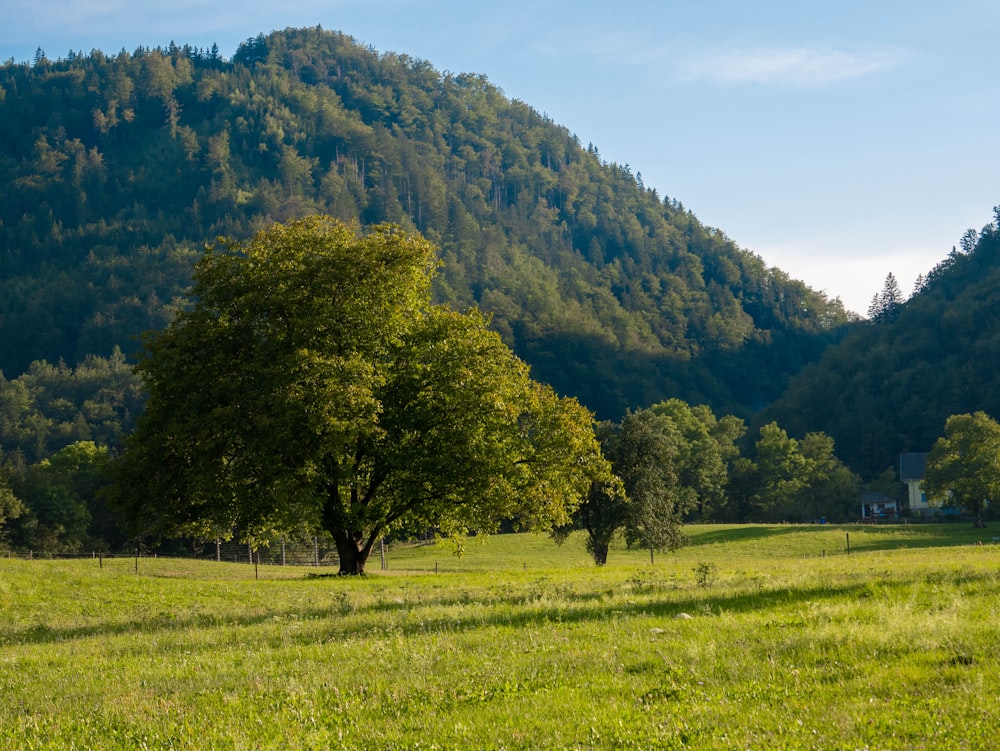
xmin=677 ymin=45 xmax=911 ymax=87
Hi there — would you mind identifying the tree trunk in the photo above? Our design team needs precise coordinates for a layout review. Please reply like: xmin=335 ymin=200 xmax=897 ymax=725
xmin=591 ymin=540 xmax=609 ymax=566
xmin=332 ymin=530 xmax=371 ymax=575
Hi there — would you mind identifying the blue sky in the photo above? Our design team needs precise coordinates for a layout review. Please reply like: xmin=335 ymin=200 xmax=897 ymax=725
xmin=4 ymin=1 xmax=998 ymax=314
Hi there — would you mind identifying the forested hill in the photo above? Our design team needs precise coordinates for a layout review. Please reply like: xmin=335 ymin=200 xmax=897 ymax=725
xmin=759 ymin=215 xmax=1000 ymax=478
xmin=0 ymin=26 xmax=852 ymax=419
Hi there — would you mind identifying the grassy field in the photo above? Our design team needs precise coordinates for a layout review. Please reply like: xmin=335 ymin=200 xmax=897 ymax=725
xmin=3 ymin=523 xmax=1000 ymax=749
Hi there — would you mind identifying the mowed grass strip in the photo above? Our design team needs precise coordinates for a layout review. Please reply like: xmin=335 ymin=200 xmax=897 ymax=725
xmin=2 ymin=524 xmax=1000 ymax=749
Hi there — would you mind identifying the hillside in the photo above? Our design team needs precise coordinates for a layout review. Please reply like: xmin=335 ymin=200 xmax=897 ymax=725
xmin=0 ymin=27 xmax=851 ymax=419
xmin=760 ymin=215 xmax=1000 ymax=478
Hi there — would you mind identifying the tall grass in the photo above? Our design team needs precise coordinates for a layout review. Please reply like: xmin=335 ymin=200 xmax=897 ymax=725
xmin=2 ymin=524 xmax=999 ymax=749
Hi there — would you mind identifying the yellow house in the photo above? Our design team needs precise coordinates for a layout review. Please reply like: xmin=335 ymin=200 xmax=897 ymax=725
xmin=899 ymin=452 xmax=939 ymax=514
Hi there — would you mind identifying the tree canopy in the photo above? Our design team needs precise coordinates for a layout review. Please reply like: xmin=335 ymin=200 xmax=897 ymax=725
xmin=555 ymin=402 xmax=741 ymax=565
xmin=923 ymin=411 xmax=1000 ymax=527
xmin=0 ymin=27 xmax=850 ymax=421
xmin=112 ymin=217 xmax=612 ymax=572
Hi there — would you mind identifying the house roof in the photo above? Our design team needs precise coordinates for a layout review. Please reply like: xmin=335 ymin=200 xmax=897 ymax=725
xmin=900 ymin=452 xmax=929 ymax=482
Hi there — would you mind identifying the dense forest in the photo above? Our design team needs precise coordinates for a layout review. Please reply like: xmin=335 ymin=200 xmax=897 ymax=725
xmin=0 ymin=26 xmax=851 ymax=424
xmin=3 ymin=26 xmax=1000 ymax=553
xmin=761 ymin=217 xmax=1000 ymax=479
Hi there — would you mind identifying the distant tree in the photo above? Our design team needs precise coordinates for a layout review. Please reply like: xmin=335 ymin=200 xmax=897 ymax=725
xmin=0 ymin=349 xmax=143 ymax=466
xmin=960 ymin=228 xmax=979 ymax=254
xmin=751 ymin=422 xmax=808 ymax=520
xmin=797 ymin=432 xmax=860 ymax=521
xmin=557 ymin=408 xmax=693 ymax=565
xmin=10 ymin=442 xmax=109 ymax=553
xmin=0 ymin=450 xmax=24 ymax=540
xmin=720 ymin=456 xmax=759 ymax=522
xmin=923 ymin=412 xmax=1000 ymax=528
xmin=728 ymin=423 xmax=857 ymax=522
xmin=112 ymin=217 xmax=612 ymax=573
xmin=617 ymin=409 xmax=694 ymax=561
xmin=649 ymin=399 xmax=744 ymax=520
xmin=867 ymin=272 xmax=904 ymax=324
xmin=552 ymin=422 xmax=628 ymax=566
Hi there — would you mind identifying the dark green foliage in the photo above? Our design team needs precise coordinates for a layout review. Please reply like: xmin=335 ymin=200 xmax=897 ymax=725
xmin=0 ymin=27 xmax=850 ymax=420
xmin=0 ymin=348 xmax=143 ymax=465
xmin=112 ymin=218 xmax=612 ymax=573
xmin=557 ymin=403 xmax=742 ymax=564
xmin=7 ymin=441 xmax=114 ymax=553
xmin=867 ymin=272 xmax=904 ymax=324
xmin=719 ymin=423 xmax=859 ymax=523
xmin=0 ymin=351 xmax=138 ymax=552
xmin=762 ymin=215 xmax=1000 ymax=478
xmin=923 ymin=411 xmax=1000 ymax=527
xmin=0 ymin=450 xmax=24 ymax=540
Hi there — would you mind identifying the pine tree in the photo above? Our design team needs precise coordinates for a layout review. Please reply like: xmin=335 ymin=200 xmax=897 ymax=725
xmin=867 ymin=272 xmax=903 ymax=324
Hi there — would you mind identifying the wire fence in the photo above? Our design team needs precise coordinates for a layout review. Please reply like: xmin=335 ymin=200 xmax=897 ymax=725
xmin=0 ymin=536 xmax=433 ymax=570
xmin=0 ymin=538 xmax=343 ymax=568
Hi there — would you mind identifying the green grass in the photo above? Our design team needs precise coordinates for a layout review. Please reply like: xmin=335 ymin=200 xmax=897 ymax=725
xmin=3 ymin=524 xmax=1000 ymax=749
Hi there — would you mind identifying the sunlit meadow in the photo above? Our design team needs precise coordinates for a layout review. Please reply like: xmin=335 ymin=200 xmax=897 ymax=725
xmin=3 ymin=524 xmax=1000 ymax=749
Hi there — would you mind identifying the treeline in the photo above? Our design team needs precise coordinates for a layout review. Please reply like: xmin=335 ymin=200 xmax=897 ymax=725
xmin=0 ymin=362 xmax=864 ymax=556
xmin=0 ymin=349 xmax=143 ymax=551
xmin=761 ymin=210 xmax=1000 ymax=478
xmin=0 ymin=27 xmax=850 ymax=420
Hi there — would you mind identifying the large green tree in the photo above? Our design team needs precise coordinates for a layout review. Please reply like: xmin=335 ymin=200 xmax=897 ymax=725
xmin=113 ymin=217 xmax=611 ymax=573
xmin=923 ymin=411 xmax=1000 ymax=528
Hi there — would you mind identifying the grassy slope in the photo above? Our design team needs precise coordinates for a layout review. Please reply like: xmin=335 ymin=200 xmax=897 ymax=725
xmin=2 ymin=525 xmax=1000 ymax=749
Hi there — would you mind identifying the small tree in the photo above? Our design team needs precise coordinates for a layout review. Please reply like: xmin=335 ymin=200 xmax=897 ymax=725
xmin=923 ymin=412 xmax=1000 ymax=528
xmin=113 ymin=217 xmax=612 ymax=573
xmin=619 ymin=410 xmax=694 ymax=560
xmin=557 ymin=408 xmax=692 ymax=565
xmin=551 ymin=421 xmax=627 ymax=566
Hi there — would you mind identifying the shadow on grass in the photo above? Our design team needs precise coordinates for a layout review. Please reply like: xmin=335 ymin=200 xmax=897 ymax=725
xmin=685 ymin=526 xmax=817 ymax=547
xmin=686 ymin=522 xmax=993 ymax=553
xmin=7 ymin=564 xmax=994 ymax=649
